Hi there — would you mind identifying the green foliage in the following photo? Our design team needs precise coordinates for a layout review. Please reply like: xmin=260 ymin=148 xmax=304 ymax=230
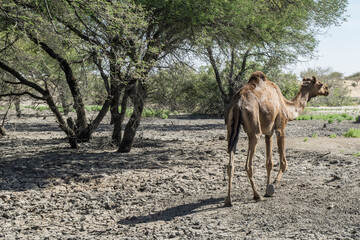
xmin=141 ymin=108 xmax=173 ymax=119
xmin=297 ymin=115 xmax=311 ymax=120
xmin=305 ymin=107 xmax=341 ymax=112
xmin=125 ymin=107 xmax=175 ymax=119
xmin=356 ymin=116 xmax=360 ymax=123
xmin=304 ymin=137 xmax=309 ymax=142
xmin=148 ymin=64 xmax=222 ymax=114
xmin=312 ymin=132 xmax=318 ymax=138
xmin=23 ymin=105 xmax=74 ymax=113
xmin=345 ymin=72 xmax=360 ymax=81
xmin=343 ymin=128 xmax=360 ymax=138
xmin=84 ymin=105 xmax=103 ymax=112
xmin=24 ymin=105 xmax=51 ymax=112
xmin=83 ymin=76 xmax=108 ymax=106
xmin=353 ymin=151 xmax=360 ymax=158
xmin=296 ymin=113 xmax=354 ymax=122
xmin=329 ymin=134 xmax=337 ymax=138
xmin=267 ymin=70 xmax=300 ymax=100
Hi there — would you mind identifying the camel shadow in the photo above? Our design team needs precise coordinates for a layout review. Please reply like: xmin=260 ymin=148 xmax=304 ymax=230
xmin=117 ymin=197 xmax=224 ymax=225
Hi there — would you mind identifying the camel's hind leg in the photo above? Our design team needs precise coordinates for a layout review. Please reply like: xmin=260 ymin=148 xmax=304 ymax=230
xmin=224 ymin=150 xmax=235 ymax=207
xmin=265 ymin=134 xmax=275 ymax=197
xmin=274 ymin=130 xmax=288 ymax=187
xmin=245 ymin=134 xmax=261 ymax=200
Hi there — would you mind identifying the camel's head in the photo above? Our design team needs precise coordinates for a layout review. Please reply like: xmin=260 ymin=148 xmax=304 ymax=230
xmin=302 ymin=76 xmax=329 ymax=98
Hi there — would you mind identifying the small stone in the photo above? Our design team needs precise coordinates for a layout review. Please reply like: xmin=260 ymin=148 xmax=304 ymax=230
xmin=327 ymin=204 xmax=335 ymax=209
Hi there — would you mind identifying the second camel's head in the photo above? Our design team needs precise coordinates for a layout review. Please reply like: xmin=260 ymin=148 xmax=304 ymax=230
xmin=302 ymin=76 xmax=330 ymax=98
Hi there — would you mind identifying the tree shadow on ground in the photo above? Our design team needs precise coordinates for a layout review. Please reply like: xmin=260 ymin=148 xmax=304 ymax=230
xmin=117 ymin=197 xmax=224 ymax=225
xmin=0 ymin=136 xmax=209 ymax=192
xmin=4 ymin=122 xmax=62 ymax=132
xmin=140 ymin=123 xmax=225 ymax=132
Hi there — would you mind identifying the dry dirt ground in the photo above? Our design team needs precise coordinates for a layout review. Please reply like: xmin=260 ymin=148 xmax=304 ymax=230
xmin=0 ymin=108 xmax=359 ymax=239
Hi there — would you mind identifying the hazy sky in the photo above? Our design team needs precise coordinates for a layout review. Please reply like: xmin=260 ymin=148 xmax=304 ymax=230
xmin=291 ymin=0 xmax=360 ymax=77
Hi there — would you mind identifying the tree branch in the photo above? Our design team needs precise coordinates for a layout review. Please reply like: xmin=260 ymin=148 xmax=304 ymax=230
xmin=70 ymin=51 xmax=95 ymax=64
xmin=234 ymin=47 xmax=252 ymax=82
xmin=63 ymin=0 xmax=105 ymax=45
xmin=0 ymin=91 xmax=45 ymax=100
xmin=4 ymin=80 xmax=22 ymax=85
xmin=93 ymin=54 xmax=110 ymax=94
xmin=0 ymin=60 xmax=46 ymax=94
xmin=206 ymin=46 xmax=227 ymax=99
xmin=0 ymin=36 xmax=20 ymax=53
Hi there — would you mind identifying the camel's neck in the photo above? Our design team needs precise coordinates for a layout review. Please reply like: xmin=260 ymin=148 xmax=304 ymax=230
xmin=285 ymin=87 xmax=311 ymax=121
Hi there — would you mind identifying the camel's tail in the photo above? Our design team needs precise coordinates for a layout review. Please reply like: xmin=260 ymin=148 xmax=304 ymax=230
xmin=227 ymin=101 xmax=242 ymax=153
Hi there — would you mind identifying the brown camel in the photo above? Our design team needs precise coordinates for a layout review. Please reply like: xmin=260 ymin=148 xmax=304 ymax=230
xmin=225 ymin=71 xmax=329 ymax=207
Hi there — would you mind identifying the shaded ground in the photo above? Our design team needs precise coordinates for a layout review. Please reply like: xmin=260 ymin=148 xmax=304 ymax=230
xmin=0 ymin=108 xmax=359 ymax=239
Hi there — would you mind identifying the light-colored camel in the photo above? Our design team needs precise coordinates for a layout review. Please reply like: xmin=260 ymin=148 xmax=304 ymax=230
xmin=225 ymin=71 xmax=329 ymax=207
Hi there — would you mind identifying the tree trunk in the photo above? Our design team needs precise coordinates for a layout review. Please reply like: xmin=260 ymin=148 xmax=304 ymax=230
xmin=15 ymin=96 xmax=21 ymax=118
xmin=44 ymin=91 xmax=78 ymax=148
xmin=0 ymin=126 xmax=6 ymax=136
xmin=76 ymin=97 xmax=111 ymax=142
xmin=111 ymin=87 xmax=130 ymax=145
xmin=109 ymin=64 xmax=122 ymax=144
xmin=206 ymin=46 xmax=229 ymax=121
xmin=27 ymin=34 xmax=89 ymax=132
xmin=59 ymin=87 xmax=70 ymax=115
xmin=110 ymin=93 xmax=122 ymax=145
xmin=118 ymin=81 xmax=145 ymax=153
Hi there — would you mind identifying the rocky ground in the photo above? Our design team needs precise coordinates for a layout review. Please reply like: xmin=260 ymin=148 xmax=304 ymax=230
xmin=0 ymin=108 xmax=359 ymax=239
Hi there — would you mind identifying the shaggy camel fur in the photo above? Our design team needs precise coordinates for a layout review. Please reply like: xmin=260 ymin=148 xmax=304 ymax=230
xmin=225 ymin=71 xmax=329 ymax=207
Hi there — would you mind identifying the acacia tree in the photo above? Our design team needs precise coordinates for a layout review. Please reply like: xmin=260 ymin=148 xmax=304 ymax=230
xmin=39 ymin=0 xmax=227 ymax=152
xmin=0 ymin=1 xmax=111 ymax=148
xmin=1 ymin=0 xmax=228 ymax=152
xmin=198 ymin=0 xmax=348 ymax=116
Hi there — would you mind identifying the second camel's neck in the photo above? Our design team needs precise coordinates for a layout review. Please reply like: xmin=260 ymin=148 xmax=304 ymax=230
xmin=285 ymin=88 xmax=310 ymax=121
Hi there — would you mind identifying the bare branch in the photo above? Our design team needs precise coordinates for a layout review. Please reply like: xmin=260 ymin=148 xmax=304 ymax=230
xmin=0 ymin=98 xmax=12 ymax=133
xmin=234 ymin=47 xmax=252 ymax=81
xmin=0 ymin=91 xmax=45 ymax=100
xmin=70 ymin=51 xmax=95 ymax=64
xmin=63 ymin=0 xmax=105 ymax=44
xmin=0 ymin=60 xmax=47 ymax=94
xmin=4 ymin=80 xmax=22 ymax=85
xmin=44 ymin=0 xmax=58 ymax=32
xmin=206 ymin=46 xmax=227 ymax=100
xmin=93 ymin=55 xmax=110 ymax=94
xmin=0 ymin=36 xmax=20 ymax=54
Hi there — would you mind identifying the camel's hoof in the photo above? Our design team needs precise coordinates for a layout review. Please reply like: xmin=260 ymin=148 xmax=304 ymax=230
xmin=265 ymin=184 xmax=275 ymax=197
xmin=224 ymin=201 xmax=233 ymax=207
xmin=253 ymin=195 xmax=263 ymax=202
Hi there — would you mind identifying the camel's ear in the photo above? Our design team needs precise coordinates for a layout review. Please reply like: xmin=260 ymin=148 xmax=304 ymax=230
xmin=311 ymin=76 xmax=318 ymax=84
